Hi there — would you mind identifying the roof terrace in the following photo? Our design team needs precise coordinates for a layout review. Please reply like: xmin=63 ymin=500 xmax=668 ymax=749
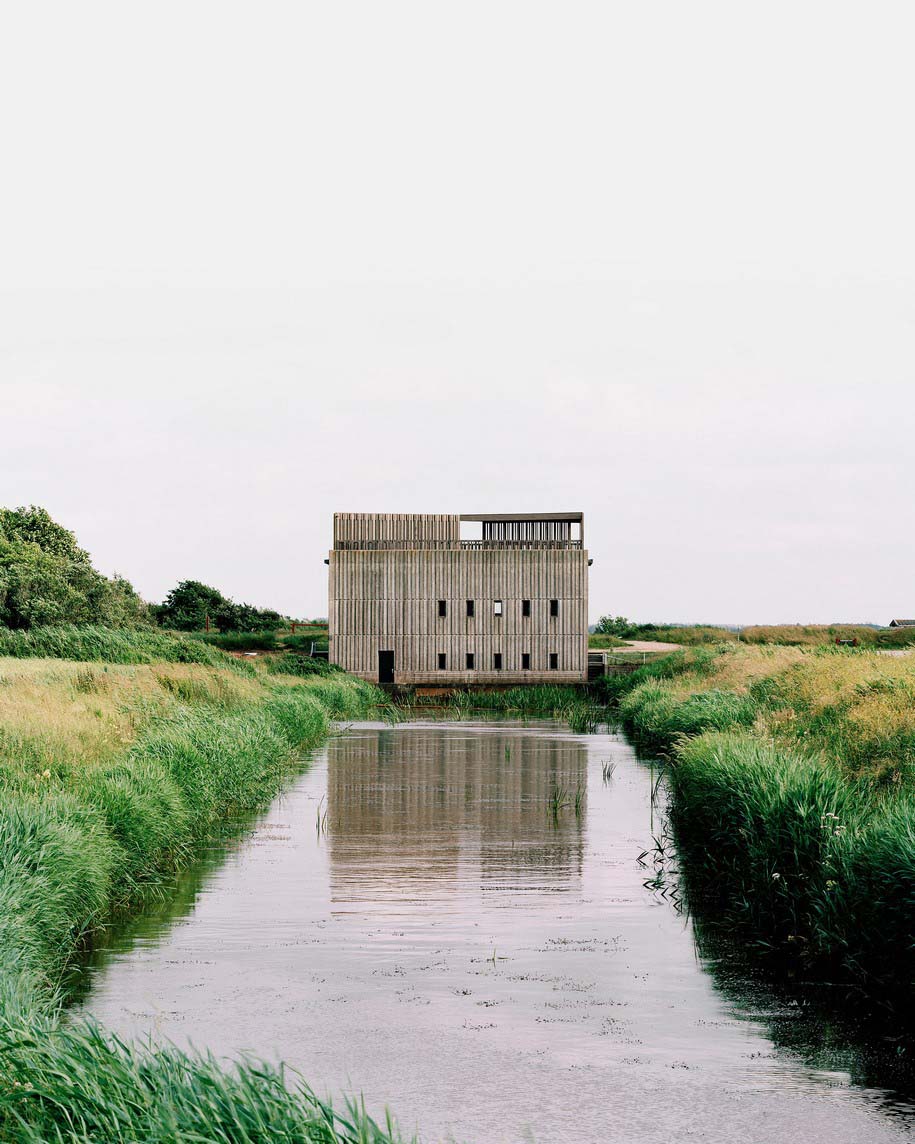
xmin=332 ymin=512 xmax=584 ymax=551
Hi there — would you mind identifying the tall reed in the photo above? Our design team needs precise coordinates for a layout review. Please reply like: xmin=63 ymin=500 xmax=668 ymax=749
xmin=615 ymin=644 xmax=915 ymax=1016
xmin=0 ymin=652 xmax=398 ymax=1141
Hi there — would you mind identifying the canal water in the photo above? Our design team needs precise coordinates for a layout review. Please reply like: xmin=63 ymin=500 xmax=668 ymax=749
xmin=73 ymin=721 xmax=915 ymax=1143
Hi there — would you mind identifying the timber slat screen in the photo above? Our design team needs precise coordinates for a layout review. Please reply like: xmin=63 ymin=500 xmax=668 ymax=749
xmin=328 ymin=512 xmax=589 ymax=685
xmin=334 ymin=539 xmax=582 ymax=550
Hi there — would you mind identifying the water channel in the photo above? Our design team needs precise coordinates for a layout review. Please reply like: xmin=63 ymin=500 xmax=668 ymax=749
xmin=73 ymin=720 xmax=915 ymax=1143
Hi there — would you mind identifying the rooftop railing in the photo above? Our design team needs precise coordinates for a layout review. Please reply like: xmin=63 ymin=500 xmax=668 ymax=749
xmin=333 ymin=539 xmax=583 ymax=551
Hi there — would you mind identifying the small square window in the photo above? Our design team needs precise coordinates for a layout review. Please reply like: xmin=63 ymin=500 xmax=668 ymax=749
xmin=521 ymin=599 xmax=531 ymax=618
xmin=438 ymin=653 xmax=447 ymax=670
xmin=466 ymin=652 xmax=475 ymax=670
xmin=549 ymin=653 xmax=559 ymax=670
xmin=522 ymin=652 xmax=531 ymax=670
xmin=494 ymin=599 xmax=503 ymax=616
xmin=438 ymin=600 xmax=447 ymax=617
xmin=493 ymin=653 xmax=502 ymax=670
xmin=466 ymin=599 xmax=475 ymax=618
xmin=550 ymin=599 xmax=559 ymax=617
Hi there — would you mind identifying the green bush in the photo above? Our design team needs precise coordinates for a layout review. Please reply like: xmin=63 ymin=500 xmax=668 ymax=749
xmin=155 ymin=579 xmax=283 ymax=634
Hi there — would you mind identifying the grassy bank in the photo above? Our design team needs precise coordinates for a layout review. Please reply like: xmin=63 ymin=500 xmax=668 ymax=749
xmin=614 ymin=644 xmax=915 ymax=1015
xmin=0 ymin=624 xmax=247 ymax=667
xmin=0 ymin=652 xmax=402 ymax=1141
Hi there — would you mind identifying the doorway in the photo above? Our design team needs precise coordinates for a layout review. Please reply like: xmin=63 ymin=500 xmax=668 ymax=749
xmin=378 ymin=650 xmax=395 ymax=684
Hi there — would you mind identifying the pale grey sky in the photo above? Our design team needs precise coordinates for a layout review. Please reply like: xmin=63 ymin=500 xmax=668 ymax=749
xmin=3 ymin=2 xmax=914 ymax=623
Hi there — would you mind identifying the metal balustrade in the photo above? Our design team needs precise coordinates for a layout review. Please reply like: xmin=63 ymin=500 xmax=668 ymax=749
xmin=333 ymin=539 xmax=583 ymax=551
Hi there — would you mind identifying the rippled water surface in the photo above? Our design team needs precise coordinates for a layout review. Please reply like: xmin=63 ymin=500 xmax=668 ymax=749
xmin=75 ymin=721 xmax=915 ymax=1143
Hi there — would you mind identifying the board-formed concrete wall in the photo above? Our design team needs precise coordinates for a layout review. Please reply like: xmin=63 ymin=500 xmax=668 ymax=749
xmin=328 ymin=513 xmax=589 ymax=685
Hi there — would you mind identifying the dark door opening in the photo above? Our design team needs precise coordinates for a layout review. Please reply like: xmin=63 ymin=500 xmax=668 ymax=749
xmin=378 ymin=650 xmax=395 ymax=684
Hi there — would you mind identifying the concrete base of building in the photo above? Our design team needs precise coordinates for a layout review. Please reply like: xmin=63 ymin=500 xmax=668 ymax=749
xmin=348 ymin=670 xmax=588 ymax=687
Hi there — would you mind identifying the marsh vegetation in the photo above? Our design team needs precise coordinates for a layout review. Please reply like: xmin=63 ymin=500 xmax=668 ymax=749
xmin=0 ymin=650 xmax=398 ymax=1141
xmin=612 ymin=643 xmax=915 ymax=1019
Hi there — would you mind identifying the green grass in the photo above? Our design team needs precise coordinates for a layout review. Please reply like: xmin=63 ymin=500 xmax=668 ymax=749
xmin=440 ymin=684 xmax=584 ymax=715
xmin=670 ymin=733 xmax=864 ymax=952
xmin=191 ymin=630 xmax=281 ymax=651
xmin=668 ymin=731 xmax=915 ymax=1013
xmin=0 ymin=1015 xmax=407 ymax=1142
xmin=611 ymin=644 xmax=915 ymax=1015
xmin=282 ymin=630 xmax=330 ymax=653
xmin=266 ymin=653 xmax=345 ymax=680
xmin=427 ymin=684 xmax=602 ymax=732
xmin=587 ymin=633 xmax=630 ymax=648
xmin=0 ymin=649 xmax=399 ymax=1142
xmin=619 ymin=683 xmax=756 ymax=752
xmin=600 ymin=623 xmax=915 ymax=648
xmin=0 ymin=625 xmax=244 ymax=668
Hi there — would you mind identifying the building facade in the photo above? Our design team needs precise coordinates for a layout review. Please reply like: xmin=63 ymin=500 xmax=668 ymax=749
xmin=328 ymin=512 xmax=589 ymax=685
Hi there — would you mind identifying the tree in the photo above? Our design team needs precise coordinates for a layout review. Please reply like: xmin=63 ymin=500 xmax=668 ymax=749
xmin=157 ymin=581 xmax=229 ymax=631
xmin=0 ymin=505 xmax=87 ymax=560
xmin=0 ymin=505 xmax=147 ymax=629
xmin=595 ymin=615 xmax=633 ymax=637
xmin=156 ymin=580 xmax=284 ymax=633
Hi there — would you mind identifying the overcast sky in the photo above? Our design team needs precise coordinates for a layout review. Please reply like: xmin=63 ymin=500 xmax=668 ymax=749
xmin=3 ymin=2 xmax=913 ymax=624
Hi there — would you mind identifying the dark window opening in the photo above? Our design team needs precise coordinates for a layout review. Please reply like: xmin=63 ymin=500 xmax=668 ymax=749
xmin=550 ymin=599 xmax=559 ymax=617
xmin=493 ymin=653 xmax=502 ymax=670
xmin=438 ymin=599 xmax=447 ymax=617
xmin=438 ymin=653 xmax=447 ymax=670
xmin=494 ymin=599 xmax=503 ymax=616
xmin=466 ymin=599 xmax=475 ymax=618
xmin=549 ymin=653 xmax=559 ymax=670
xmin=522 ymin=652 xmax=531 ymax=670
xmin=521 ymin=599 xmax=531 ymax=618
xmin=466 ymin=652 xmax=475 ymax=670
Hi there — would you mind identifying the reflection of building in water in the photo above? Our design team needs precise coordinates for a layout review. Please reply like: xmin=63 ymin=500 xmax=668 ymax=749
xmin=326 ymin=727 xmax=587 ymax=904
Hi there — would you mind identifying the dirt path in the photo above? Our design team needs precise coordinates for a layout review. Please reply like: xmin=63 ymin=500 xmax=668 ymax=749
xmin=613 ymin=639 xmax=682 ymax=654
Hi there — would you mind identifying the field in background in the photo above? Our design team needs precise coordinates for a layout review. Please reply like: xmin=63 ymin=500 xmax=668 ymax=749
xmin=591 ymin=624 xmax=915 ymax=648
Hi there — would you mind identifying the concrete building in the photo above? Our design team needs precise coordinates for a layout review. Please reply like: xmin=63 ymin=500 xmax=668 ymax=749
xmin=328 ymin=512 xmax=589 ymax=685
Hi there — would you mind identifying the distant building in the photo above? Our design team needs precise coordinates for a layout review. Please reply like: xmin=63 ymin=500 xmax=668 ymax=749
xmin=328 ymin=512 xmax=589 ymax=684
xmin=888 ymin=619 xmax=915 ymax=628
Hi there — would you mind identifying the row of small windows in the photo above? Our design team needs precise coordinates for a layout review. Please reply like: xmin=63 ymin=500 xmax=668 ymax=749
xmin=436 ymin=652 xmax=560 ymax=671
xmin=438 ymin=599 xmax=560 ymax=618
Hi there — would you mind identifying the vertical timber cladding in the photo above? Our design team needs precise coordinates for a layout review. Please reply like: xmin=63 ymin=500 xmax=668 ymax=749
xmin=328 ymin=512 xmax=589 ymax=684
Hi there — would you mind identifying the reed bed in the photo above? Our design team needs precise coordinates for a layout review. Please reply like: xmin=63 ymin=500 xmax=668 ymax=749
xmin=0 ymin=1016 xmax=407 ymax=1143
xmin=0 ymin=649 xmax=399 ymax=1142
xmin=614 ymin=643 xmax=915 ymax=1015
xmin=433 ymin=685 xmax=600 ymax=730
